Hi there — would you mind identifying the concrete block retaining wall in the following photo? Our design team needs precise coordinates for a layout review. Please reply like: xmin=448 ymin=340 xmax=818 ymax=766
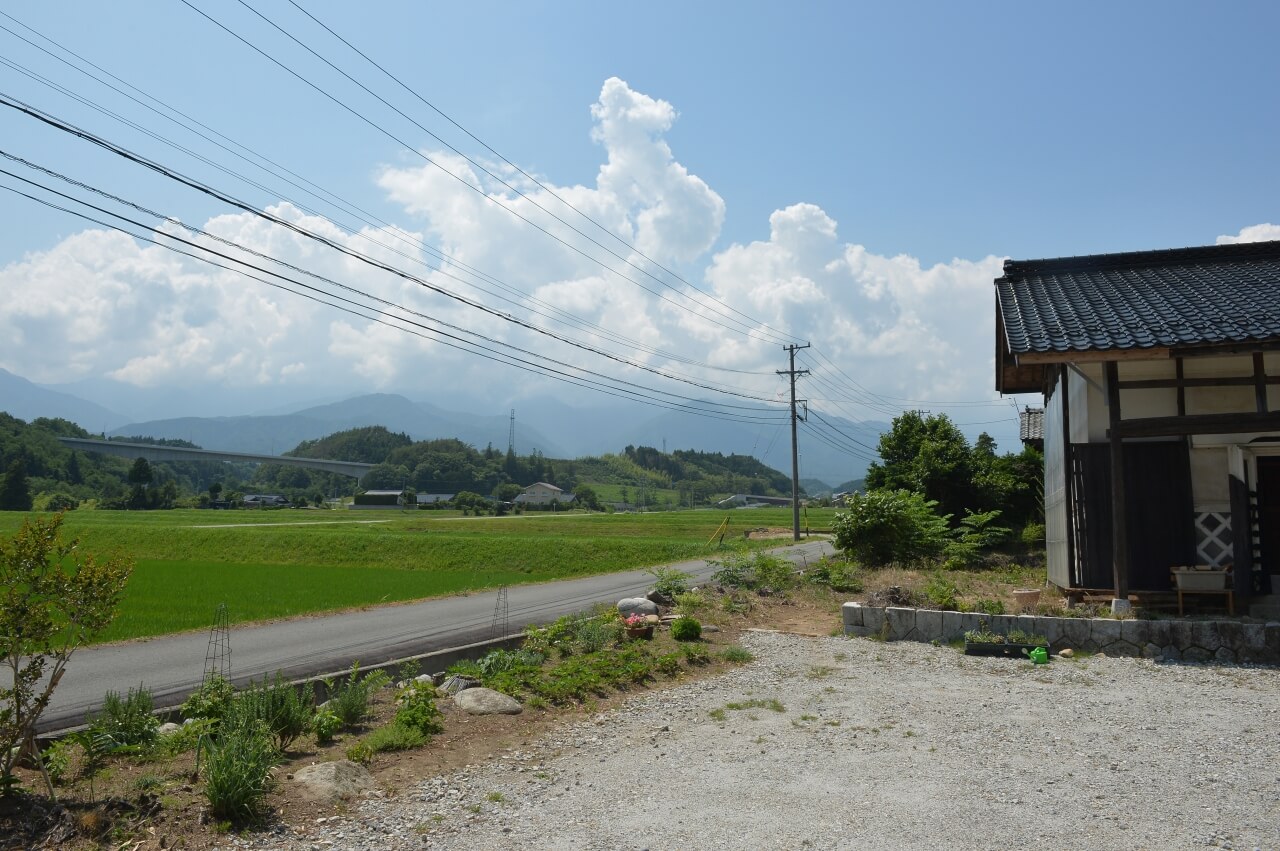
xmin=842 ymin=603 xmax=1280 ymax=664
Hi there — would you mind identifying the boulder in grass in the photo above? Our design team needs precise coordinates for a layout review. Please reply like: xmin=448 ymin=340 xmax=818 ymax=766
xmin=158 ymin=722 xmax=182 ymax=737
xmin=292 ymin=760 xmax=374 ymax=802
xmin=454 ymin=687 xmax=523 ymax=716
xmin=618 ymin=597 xmax=659 ymax=617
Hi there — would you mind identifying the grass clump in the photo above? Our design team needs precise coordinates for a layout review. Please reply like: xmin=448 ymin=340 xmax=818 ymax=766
xmin=670 ymin=616 xmax=702 ymax=642
xmin=346 ymin=723 xmax=427 ymax=764
xmin=711 ymin=551 xmax=796 ymax=595
xmin=721 ymin=645 xmax=754 ymax=663
xmin=203 ymin=711 xmax=278 ymax=825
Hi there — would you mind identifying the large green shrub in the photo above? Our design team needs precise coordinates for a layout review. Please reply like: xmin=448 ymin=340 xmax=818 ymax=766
xmin=831 ymin=489 xmax=950 ymax=567
xmin=181 ymin=675 xmax=236 ymax=724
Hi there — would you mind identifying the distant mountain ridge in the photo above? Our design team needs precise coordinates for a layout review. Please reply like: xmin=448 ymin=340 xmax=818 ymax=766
xmin=0 ymin=368 xmax=129 ymax=431
xmin=5 ymin=369 xmax=885 ymax=480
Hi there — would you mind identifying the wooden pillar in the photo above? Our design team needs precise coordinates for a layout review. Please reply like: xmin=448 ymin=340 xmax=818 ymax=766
xmin=1105 ymin=361 xmax=1129 ymax=601
xmin=1253 ymin=352 xmax=1268 ymax=413
xmin=1061 ymin=366 xmax=1077 ymax=585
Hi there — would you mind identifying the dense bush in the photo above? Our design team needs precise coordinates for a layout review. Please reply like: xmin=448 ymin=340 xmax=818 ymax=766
xmin=647 ymin=566 xmax=692 ymax=599
xmin=710 ymin=551 xmax=796 ymax=594
xmin=89 ymin=685 xmax=159 ymax=748
xmin=670 ymin=617 xmax=702 ymax=642
xmin=309 ymin=709 xmax=341 ymax=745
xmin=832 ymin=489 xmax=950 ymax=567
xmin=1021 ymin=522 xmax=1046 ymax=547
xmin=181 ymin=674 xmax=236 ymax=724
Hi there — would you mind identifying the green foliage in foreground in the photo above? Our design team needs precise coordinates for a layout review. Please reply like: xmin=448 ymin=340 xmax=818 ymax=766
xmin=202 ymin=712 xmax=277 ymax=826
xmin=0 ymin=514 xmax=132 ymax=795
xmin=831 ymin=489 xmax=950 ymax=567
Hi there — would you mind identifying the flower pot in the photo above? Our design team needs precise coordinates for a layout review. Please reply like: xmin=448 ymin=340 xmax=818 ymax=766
xmin=1012 ymin=589 xmax=1042 ymax=611
xmin=1172 ymin=567 xmax=1227 ymax=591
xmin=964 ymin=641 xmax=1048 ymax=658
xmin=625 ymin=626 xmax=654 ymax=640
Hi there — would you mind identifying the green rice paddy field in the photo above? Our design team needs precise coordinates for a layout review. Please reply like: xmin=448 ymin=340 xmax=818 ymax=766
xmin=0 ymin=508 xmax=836 ymax=643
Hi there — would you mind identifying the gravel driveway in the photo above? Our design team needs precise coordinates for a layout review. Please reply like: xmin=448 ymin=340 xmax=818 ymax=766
xmin=234 ymin=630 xmax=1280 ymax=851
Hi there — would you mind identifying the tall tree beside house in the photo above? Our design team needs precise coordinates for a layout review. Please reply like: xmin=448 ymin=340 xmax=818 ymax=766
xmin=864 ymin=412 xmax=977 ymax=522
xmin=0 ymin=460 xmax=32 ymax=511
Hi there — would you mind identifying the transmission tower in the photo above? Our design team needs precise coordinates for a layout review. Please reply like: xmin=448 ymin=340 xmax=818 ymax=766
xmin=202 ymin=602 xmax=231 ymax=683
xmin=491 ymin=586 xmax=509 ymax=639
xmin=508 ymin=408 xmax=516 ymax=455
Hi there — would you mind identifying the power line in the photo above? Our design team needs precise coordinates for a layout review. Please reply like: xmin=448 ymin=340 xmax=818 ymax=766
xmin=179 ymin=0 xmax=795 ymax=346
xmin=277 ymin=0 xmax=797 ymax=347
xmin=0 ymin=172 xmax=791 ymax=426
xmin=0 ymin=25 xmax=774 ymax=379
xmin=0 ymin=97 xmax=784 ymax=405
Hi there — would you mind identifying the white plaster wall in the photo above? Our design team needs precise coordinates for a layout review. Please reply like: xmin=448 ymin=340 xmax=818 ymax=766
xmin=1183 ymin=353 xmax=1254 ymax=379
xmin=1067 ymin=364 xmax=1109 ymax=443
xmin=1190 ymin=447 xmax=1229 ymax=512
xmin=1186 ymin=385 xmax=1255 ymax=414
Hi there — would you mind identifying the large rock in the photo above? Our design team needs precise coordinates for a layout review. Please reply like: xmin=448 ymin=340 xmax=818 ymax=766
xmin=292 ymin=760 xmax=374 ymax=802
xmin=618 ymin=597 xmax=659 ymax=617
xmin=454 ymin=687 xmax=523 ymax=716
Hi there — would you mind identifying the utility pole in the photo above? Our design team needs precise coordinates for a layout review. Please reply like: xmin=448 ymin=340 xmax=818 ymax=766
xmin=778 ymin=343 xmax=810 ymax=541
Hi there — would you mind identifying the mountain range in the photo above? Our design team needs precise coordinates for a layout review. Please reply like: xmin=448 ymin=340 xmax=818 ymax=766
xmin=0 ymin=369 xmax=885 ymax=489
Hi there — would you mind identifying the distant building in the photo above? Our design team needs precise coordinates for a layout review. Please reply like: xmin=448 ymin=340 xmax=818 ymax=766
xmin=350 ymin=489 xmax=409 ymax=510
xmin=242 ymin=493 xmax=290 ymax=507
xmin=514 ymin=482 xmax=573 ymax=506
xmin=416 ymin=493 xmax=454 ymax=505
xmin=1019 ymin=406 xmax=1045 ymax=451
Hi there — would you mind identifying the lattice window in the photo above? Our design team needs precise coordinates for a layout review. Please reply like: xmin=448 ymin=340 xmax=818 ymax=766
xmin=1194 ymin=512 xmax=1232 ymax=566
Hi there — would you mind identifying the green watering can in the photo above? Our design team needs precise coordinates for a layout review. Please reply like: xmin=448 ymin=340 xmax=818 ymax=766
xmin=1023 ymin=646 xmax=1049 ymax=664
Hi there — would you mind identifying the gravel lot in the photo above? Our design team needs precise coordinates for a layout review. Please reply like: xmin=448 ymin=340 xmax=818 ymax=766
xmin=231 ymin=630 xmax=1280 ymax=851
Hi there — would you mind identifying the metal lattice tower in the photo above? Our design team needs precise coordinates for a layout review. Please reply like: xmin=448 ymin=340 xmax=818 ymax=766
xmin=491 ymin=586 xmax=509 ymax=639
xmin=202 ymin=602 xmax=231 ymax=683
xmin=508 ymin=408 xmax=516 ymax=455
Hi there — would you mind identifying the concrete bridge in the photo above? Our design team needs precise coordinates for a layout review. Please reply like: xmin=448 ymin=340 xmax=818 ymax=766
xmin=56 ymin=437 xmax=374 ymax=479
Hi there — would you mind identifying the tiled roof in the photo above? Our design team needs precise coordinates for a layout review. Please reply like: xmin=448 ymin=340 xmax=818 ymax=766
xmin=996 ymin=240 xmax=1280 ymax=355
xmin=1019 ymin=407 xmax=1044 ymax=442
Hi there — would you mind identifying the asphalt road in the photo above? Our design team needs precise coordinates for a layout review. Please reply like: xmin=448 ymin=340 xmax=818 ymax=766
xmin=38 ymin=538 xmax=834 ymax=733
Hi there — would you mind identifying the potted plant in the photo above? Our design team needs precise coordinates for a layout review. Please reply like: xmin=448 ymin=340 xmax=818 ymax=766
xmin=623 ymin=613 xmax=654 ymax=640
xmin=963 ymin=620 xmax=1049 ymax=658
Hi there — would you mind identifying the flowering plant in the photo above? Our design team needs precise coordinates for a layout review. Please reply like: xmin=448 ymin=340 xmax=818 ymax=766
xmin=623 ymin=613 xmax=647 ymax=628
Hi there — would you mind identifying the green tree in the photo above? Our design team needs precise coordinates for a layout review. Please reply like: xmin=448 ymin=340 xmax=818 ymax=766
xmin=832 ymin=489 xmax=951 ymax=567
xmin=574 ymin=485 xmax=602 ymax=511
xmin=1 ymin=515 xmax=133 ymax=796
xmin=0 ymin=461 xmax=32 ymax=512
xmin=127 ymin=457 xmax=153 ymax=486
xmin=864 ymin=412 xmax=976 ymax=522
xmin=493 ymin=482 xmax=522 ymax=504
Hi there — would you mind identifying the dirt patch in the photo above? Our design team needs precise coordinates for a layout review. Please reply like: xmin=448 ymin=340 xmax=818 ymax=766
xmin=2 ymin=588 xmax=845 ymax=850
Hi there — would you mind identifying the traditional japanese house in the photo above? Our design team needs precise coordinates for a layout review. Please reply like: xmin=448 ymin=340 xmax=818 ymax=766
xmin=995 ymin=239 xmax=1280 ymax=610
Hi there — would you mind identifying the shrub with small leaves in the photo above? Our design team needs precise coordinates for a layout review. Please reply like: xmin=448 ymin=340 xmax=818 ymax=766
xmin=309 ymin=709 xmax=341 ymax=745
xmin=89 ymin=685 xmax=159 ymax=748
xmin=670 ymin=616 xmax=702 ymax=642
xmin=181 ymin=675 xmax=236 ymax=724
xmin=647 ymin=566 xmax=693 ymax=599
xmin=393 ymin=682 xmax=443 ymax=735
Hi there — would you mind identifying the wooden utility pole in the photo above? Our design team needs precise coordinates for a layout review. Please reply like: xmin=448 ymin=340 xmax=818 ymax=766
xmin=778 ymin=344 xmax=810 ymax=541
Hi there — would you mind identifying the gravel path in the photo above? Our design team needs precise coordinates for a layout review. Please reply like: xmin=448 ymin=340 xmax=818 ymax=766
xmin=230 ymin=631 xmax=1280 ymax=851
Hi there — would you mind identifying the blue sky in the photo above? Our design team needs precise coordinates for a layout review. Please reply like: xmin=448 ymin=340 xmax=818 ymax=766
xmin=1 ymin=0 xmax=1278 ymax=452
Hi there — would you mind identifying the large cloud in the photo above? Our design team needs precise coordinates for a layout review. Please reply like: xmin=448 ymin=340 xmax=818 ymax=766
xmin=0 ymin=76 xmax=1264 ymax=430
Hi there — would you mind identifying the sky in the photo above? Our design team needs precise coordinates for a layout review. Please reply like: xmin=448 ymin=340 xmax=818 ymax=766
xmin=1 ymin=0 xmax=1278 ymax=455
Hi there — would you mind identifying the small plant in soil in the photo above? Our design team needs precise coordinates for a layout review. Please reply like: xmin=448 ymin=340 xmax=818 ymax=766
xmin=670 ymin=616 xmax=702 ymax=641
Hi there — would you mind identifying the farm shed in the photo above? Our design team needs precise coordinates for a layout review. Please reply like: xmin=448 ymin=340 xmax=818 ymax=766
xmin=995 ymin=239 xmax=1280 ymax=608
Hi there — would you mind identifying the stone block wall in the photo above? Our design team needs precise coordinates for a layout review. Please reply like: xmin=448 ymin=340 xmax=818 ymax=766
xmin=841 ymin=602 xmax=1280 ymax=664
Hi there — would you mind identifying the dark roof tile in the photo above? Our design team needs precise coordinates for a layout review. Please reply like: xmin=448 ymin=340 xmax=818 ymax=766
xmin=996 ymin=240 xmax=1280 ymax=355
